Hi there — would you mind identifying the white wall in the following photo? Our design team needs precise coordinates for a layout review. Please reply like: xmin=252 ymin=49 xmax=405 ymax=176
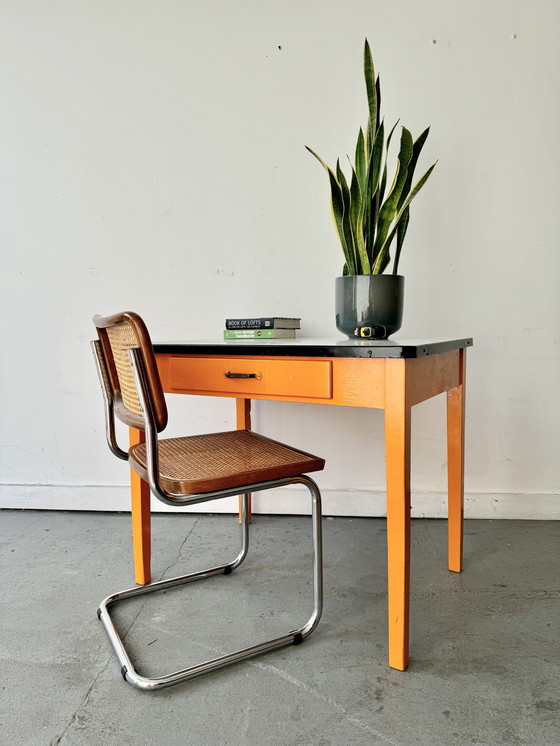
xmin=1 ymin=0 xmax=559 ymax=518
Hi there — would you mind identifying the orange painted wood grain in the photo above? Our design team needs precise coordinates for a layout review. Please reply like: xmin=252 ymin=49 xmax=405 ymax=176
xmin=236 ymin=398 xmax=252 ymax=522
xmin=158 ymin=354 xmax=385 ymax=409
xmin=129 ymin=427 xmax=151 ymax=585
xmin=384 ymin=359 xmax=411 ymax=671
xmin=447 ymin=349 xmax=466 ymax=573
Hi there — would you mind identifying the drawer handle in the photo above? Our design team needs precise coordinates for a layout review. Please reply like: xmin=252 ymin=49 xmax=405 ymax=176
xmin=224 ymin=371 xmax=262 ymax=380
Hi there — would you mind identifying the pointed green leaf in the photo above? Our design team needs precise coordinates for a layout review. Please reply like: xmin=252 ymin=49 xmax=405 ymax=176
xmin=377 ymin=119 xmax=400 ymax=211
xmin=375 ymin=75 xmax=381 ymax=131
xmin=349 ymin=162 xmax=361 ymax=223
xmin=349 ymin=163 xmax=371 ymax=274
xmin=354 ymin=127 xmax=367 ymax=194
xmin=372 ymin=127 xmax=414 ymax=260
xmin=392 ymin=206 xmax=409 ymax=274
xmin=364 ymin=120 xmax=384 ymax=261
xmin=369 ymin=120 xmax=384 ymax=200
xmin=397 ymin=126 xmax=430 ymax=210
xmin=372 ymin=161 xmax=437 ymax=273
xmin=364 ymin=40 xmax=377 ymax=147
xmin=336 ymin=161 xmax=359 ymax=272
xmin=306 ymin=146 xmax=355 ymax=273
xmin=391 ymin=127 xmax=430 ymax=272
xmin=386 ymin=119 xmax=400 ymax=148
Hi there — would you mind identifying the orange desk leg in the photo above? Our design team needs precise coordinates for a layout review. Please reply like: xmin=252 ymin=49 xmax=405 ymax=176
xmin=236 ymin=398 xmax=252 ymax=522
xmin=447 ymin=349 xmax=466 ymax=573
xmin=129 ymin=428 xmax=151 ymax=585
xmin=384 ymin=359 xmax=411 ymax=671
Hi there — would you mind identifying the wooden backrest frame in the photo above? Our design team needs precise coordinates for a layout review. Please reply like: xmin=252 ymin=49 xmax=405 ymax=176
xmin=93 ymin=311 xmax=168 ymax=432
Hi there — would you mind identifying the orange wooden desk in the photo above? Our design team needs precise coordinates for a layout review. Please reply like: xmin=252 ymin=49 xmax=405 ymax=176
xmin=128 ymin=336 xmax=472 ymax=671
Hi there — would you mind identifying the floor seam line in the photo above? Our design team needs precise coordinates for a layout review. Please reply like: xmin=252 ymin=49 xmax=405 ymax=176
xmin=50 ymin=658 xmax=112 ymax=746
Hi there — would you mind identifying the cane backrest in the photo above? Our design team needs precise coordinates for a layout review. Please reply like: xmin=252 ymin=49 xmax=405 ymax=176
xmin=93 ymin=312 xmax=168 ymax=432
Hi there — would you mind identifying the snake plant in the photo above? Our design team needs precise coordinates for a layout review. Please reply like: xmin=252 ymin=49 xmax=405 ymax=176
xmin=307 ymin=40 xmax=436 ymax=275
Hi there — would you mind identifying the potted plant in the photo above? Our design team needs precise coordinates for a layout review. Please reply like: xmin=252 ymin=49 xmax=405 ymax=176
xmin=307 ymin=40 xmax=436 ymax=339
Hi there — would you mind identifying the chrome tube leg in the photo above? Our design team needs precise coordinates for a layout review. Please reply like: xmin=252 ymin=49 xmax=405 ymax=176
xmin=311 ymin=478 xmax=324 ymax=633
xmin=228 ymin=493 xmax=250 ymax=571
xmin=296 ymin=476 xmax=323 ymax=640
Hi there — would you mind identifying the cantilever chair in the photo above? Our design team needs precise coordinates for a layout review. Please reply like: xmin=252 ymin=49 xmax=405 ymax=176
xmin=91 ymin=311 xmax=324 ymax=691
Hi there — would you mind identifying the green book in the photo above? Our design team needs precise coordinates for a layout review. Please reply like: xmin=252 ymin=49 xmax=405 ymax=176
xmin=223 ymin=329 xmax=297 ymax=339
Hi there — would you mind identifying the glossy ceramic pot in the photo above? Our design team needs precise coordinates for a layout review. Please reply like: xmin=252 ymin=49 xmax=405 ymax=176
xmin=335 ymin=274 xmax=404 ymax=339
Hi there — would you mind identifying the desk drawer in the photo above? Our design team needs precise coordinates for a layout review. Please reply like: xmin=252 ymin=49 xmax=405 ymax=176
xmin=169 ymin=357 xmax=332 ymax=399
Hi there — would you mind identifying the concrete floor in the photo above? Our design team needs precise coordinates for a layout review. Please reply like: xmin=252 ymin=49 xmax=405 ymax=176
xmin=0 ymin=510 xmax=558 ymax=746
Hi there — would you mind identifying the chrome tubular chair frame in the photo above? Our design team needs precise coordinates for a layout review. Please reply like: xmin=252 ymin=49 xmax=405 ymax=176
xmin=98 ymin=483 xmax=322 ymax=691
xmin=91 ymin=340 xmax=128 ymax=461
xmin=91 ymin=339 xmax=323 ymax=691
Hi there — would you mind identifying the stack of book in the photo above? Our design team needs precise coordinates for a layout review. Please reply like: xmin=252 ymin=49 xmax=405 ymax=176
xmin=224 ymin=317 xmax=301 ymax=339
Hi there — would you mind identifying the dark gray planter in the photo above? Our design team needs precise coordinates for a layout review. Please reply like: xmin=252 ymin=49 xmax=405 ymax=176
xmin=335 ymin=274 xmax=404 ymax=339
